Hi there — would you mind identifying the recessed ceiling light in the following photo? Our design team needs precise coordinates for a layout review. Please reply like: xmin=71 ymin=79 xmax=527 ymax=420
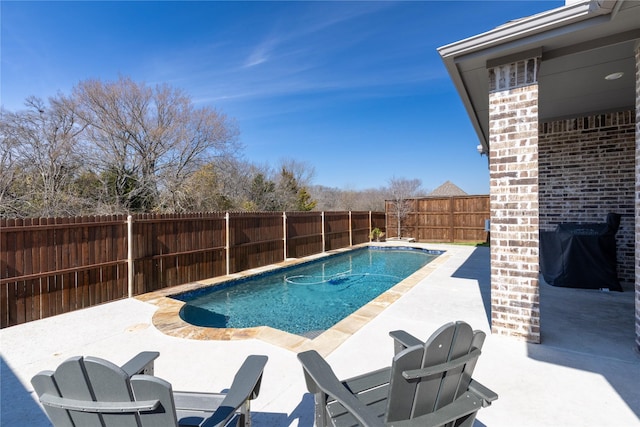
xmin=604 ymin=72 xmax=623 ymax=80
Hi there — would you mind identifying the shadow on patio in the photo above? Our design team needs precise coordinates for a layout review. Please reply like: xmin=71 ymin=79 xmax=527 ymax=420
xmin=452 ymin=245 xmax=639 ymax=419
xmin=0 ymin=357 xmax=51 ymax=425
xmin=531 ymin=281 xmax=639 ymax=418
xmin=451 ymin=245 xmax=491 ymax=325
xmin=1 ymin=352 xmax=302 ymax=427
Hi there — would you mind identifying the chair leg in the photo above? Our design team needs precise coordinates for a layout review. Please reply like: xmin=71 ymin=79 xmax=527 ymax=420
xmin=240 ymin=400 xmax=251 ymax=427
xmin=451 ymin=411 xmax=478 ymax=427
xmin=314 ymin=392 xmax=329 ymax=427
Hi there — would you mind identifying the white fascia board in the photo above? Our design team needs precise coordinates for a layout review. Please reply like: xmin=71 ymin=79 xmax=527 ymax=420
xmin=437 ymin=0 xmax=615 ymax=59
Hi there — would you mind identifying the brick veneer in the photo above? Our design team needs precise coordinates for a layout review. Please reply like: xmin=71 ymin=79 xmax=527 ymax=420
xmin=488 ymin=59 xmax=541 ymax=343
xmin=635 ymin=44 xmax=639 ymax=354
xmin=538 ymin=111 xmax=636 ymax=288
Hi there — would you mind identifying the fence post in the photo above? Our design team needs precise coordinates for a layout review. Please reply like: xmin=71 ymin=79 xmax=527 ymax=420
xmin=449 ymin=197 xmax=455 ymax=243
xmin=321 ymin=211 xmax=325 ymax=252
xmin=127 ymin=215 xmax=133 ymax=298
xmin=385 ymin=204 xmax=389 ymax=239
xmin=349 ymin=211 xmax=353 ymax=246
xmin=369 ymin=211 xmax=372 ymax=242
xmin=283 ymin=211 xmax=287 ymax=261
xmin=225 ymin=212 xmax=230 ymax=275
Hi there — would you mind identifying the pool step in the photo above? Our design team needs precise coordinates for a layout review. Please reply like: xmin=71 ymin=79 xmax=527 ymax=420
xmin=302 ymin=330 xmax=325 ymax=339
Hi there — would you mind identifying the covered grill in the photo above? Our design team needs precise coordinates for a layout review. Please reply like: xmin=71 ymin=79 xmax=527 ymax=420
xmin=540 ymin=213 xmax=622 ymax=291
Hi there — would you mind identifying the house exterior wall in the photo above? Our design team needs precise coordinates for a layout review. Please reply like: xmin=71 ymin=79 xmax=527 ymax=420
xmin=488 ymin=58 xmax=541 ymax=343
xmin=635 ymin=43 xmax=639 ymax=354
xmin=538 ymin=111 xmax=636 ymax=288
xmin=488 ymin=49 xmax=640 ymax=347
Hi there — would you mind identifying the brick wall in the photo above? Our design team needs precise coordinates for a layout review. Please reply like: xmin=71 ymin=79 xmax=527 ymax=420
xmin=538 ymin=111 xmax=636 ymax=288
xmin=635 ymin=45 xmax=639 ymax=353
xmin=489 ymin=59 xmax=541 ymax=342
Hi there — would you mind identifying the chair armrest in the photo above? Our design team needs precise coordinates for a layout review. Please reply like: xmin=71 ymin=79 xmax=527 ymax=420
xmin=297 ymin=350 xmax=385 ymax=427
xmin=39 ymin=393 xmax=160 ymax=413
xmin=468 ymin=379 xmax=498 ymax=406
xmin=204 ymin=355 xmax=268 ymax=427
xmin=402 ymin=349 xmax=481 ymax=380
xmin=225 ymin=354 xmax=268 ymax=401
xmin=389 ymin=330 xmax=423 ymax=354
xmin=121 ymin=351 xmax=160 ymax=377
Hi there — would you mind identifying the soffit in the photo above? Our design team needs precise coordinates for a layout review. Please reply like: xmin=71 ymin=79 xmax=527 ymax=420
xmin=439 ymin=0 xmax=640 ymax=149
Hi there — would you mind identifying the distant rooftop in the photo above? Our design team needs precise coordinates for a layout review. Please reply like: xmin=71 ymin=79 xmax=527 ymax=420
xmin=428 ymin=181 xmax=468 ymax=197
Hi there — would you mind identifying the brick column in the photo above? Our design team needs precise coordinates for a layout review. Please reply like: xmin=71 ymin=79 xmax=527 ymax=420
xmin=488 ymin=57 xmax=541 ymax=343
xmin=635 ymin=43 xmax=640 ymax=354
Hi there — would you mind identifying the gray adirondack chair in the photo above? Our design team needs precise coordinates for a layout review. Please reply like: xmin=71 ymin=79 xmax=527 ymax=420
xmin=298 ymin=321 xmax=497 ymax=427
xmin=31 ymin=351 xmax=268 ymax=427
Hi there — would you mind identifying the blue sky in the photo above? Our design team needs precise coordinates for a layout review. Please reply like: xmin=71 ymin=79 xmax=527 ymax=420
xmin=1 ymin=1 xmax=563 ymax=194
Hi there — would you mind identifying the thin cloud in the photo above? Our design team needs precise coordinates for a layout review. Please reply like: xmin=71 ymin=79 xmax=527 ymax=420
xmin=243 ymin=35 xmax=280 ymax=68
xmin=240 ymin=1 xmax=394 ymax=68
xmin=135 ymin=2 xmax=418 ymax=112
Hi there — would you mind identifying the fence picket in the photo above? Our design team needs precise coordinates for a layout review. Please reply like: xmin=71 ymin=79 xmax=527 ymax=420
xmin=386 ymin=196 xmax=489 ymax=243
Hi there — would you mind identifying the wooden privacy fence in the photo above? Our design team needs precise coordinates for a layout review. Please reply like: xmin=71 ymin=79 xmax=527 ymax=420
xmin=0 ymin=211 xmax=385 ymax=328
xmin=385 ymin=196 xmax=490 ymax=243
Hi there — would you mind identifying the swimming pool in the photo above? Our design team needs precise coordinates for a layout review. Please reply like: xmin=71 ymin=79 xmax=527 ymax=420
xmin=173 ymin=246 xmax=442 ymax=336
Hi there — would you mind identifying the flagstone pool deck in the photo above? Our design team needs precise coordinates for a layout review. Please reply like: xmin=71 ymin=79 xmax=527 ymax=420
xmin=2 ymin=243 xmax=639 ymax=426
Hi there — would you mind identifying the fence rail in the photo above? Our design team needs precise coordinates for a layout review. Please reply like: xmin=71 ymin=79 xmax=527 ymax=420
xmin=1 ymin=211 xmax=386 ymax=328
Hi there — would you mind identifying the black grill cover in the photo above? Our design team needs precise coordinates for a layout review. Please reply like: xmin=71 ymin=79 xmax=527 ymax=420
xmin=540 ymin=213 xmax=621 ymax=291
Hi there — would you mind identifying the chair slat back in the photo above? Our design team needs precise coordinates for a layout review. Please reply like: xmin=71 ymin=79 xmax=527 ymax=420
xmin=385 ymin=345 xmax=424 ymax=422
xmin=415 ymin=322 xmax=459 ymax=416
xmin=421 ymin=322 xmax=473 ymax=415
xmin=130 ymin=376 xmax=179 ymax=427
xmin=385 ymin=322 xmax=483 ymax=423
xmin=31 ymin=369 xmax=75 ymax=427
xmin=457 ymin=329 xmax=486 ymax=398
xmin=32 ymin=356 xmax=178 ymax=427
xmin=81 ymin=356 xmax=139 ymax=427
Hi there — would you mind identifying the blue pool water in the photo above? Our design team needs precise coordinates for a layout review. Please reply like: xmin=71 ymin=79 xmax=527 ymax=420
xmin=174 ymin=246 xmax=442 ymax=336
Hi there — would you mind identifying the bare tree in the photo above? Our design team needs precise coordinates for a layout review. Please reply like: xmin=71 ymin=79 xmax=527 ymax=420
xmin=310 ymin=185 xmax=386 ymax=212
xmin=182 ymin=158 xmax=281 ymax=212
xmin=310 ymin=185 xmax=342 ymax=211
xmin=275 ymin=158 xmax=315 ymax=188
xmin=387 ymin=177 xmax=422 ymax=238
xmin=0 ymin=97 xmax=85 ymax=217
xmin=272 ymin=158 xmax=316 ymax=211
xmin=64 ymin=76 xmax=240 ymax=213
xmin=338 ymin=187 xmax=358 ymax=211
xmin=0 ymin=109 xmax=20 ymax=216
xmin=0 ymin=77 xmax=417 ymax=218
xmin=178 ymin=163 xmax=224 ymax=212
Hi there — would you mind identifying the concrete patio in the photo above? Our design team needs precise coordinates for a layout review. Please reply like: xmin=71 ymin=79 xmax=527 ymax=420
xmin=1 ymin=244 xmax=638 ymax=426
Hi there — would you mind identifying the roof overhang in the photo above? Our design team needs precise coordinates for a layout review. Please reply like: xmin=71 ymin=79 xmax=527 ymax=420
xmin=438 ymin=0 xmax=640 ymax=151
